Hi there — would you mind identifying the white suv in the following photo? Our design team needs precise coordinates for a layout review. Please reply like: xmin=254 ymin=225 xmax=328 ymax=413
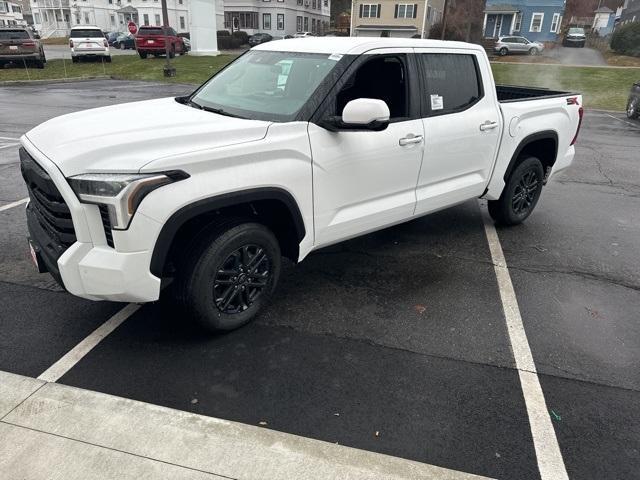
xmin=20 ymin=38 xmax=582 ymax=332
xmin=69 ymin=26 xmax=111 ymax=62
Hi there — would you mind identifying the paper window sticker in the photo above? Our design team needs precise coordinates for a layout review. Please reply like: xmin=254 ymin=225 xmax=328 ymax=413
xmin=430 ymin=94 xmax=444 ymax=111
xmin=328 ymin=53 xmax=343 ymax=61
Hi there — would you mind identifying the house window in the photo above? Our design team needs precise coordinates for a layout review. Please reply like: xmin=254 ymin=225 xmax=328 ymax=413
xmin=311 ymin=18 xmax=316 ymax=32
xmin=550 ymin=13 xmax=560 ymax=33
xmin=297 ymin=0 xmax=302 ymax=5
xmin=180 ymin=16 xmax=185 ymax=29
xmin=312 ymin=0 xmax=316 ymax=8
xmin=155 ymin=14 xmax=161 ymax=25
xmin=304 ymin=16 xmax=308 ymax=31
xmin=360 ymin=4 xmax=379 ymax=18
xmin=143 ymin=13 xmax=149 ymax=25
xmin=34 ymin=12 xmax=40 ymax=23
xmin=529 ymin=12 xmax=544 ymax=32
xmin=84 ymin=12 xmax=89 ymax=23
xmin=224 ymin=12 xmax=259 ymax=29
xmin=514 ymin=12 xmax=522 ymax=31
xmin=395 ymin=4 xmax=416 ymax=18
xmin=179 ymin=0 xmax=182 ymax=3
xmin=427 ymin=5 xmax=432 ymax=21
xmin=277 ymin=13 xmax=284 ymax=29
xmin=263 ymin=13 xmax=271 ymax=29
xmin=324 ymin=0 xmax=328 ymax=6
xmin=110 ymin=14 xmax=115 ymax=25
xmin=296 ymin=15 xmax=302 ymax=31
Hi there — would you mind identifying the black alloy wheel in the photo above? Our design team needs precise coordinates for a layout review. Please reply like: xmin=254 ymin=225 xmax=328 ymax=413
xmin=213 ymin=244 xmax=271 ymax=314
xmin=511 ymin=169 xmax=539 ymax=216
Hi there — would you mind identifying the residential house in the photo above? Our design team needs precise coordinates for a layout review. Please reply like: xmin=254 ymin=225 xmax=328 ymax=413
xmin=29 ymin=0 xmax=190 ymax=38
xmin=592 ymin=6 xmax=615 ymax=35
xmin=223 ymin=0 xmax=330 ymax=37
xmin=483 ymin=0 xmax=566 ymax=42
xmin=619 ymin=0 xmax=640 ymax=24
xmin=0 ymin=0 xmax=26 ymax=26
xmin=350 ymin=0 xmax=444 ymax=38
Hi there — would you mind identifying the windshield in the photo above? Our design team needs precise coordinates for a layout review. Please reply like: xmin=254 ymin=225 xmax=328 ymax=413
xmin=568 ymin=28 xmax=585 ymax=34
xmin=191 ymin=50 xmax=339 ymax=122
xmin=70 ymin=29 xmax=103 ymax=38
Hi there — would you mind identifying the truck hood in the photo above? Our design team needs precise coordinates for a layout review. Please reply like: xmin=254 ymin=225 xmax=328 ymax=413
xmin=24 ymin=97 xmax=270 ymax=177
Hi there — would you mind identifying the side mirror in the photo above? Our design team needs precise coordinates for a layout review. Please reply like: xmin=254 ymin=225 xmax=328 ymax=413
xmin=321 ymin=98 xmax=390 ymax=132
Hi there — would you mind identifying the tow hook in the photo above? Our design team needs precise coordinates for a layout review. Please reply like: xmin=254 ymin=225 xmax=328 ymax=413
xmin=542 ymin=166 xmax=552 ymax=185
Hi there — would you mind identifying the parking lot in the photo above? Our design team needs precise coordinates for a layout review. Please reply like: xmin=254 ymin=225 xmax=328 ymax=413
xmin=0 ymin=80 xmax=639 ymax=479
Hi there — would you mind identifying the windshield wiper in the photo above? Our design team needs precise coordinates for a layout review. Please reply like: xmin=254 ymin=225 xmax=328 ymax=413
xmin=186 ymin=99 xmax=246 ymax=119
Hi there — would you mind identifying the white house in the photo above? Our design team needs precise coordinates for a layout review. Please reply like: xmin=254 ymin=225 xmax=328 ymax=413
xmin=0 ymin=0 xmax=26 ymax=26
xmin=29 ymin=0 xmax=190 ymax=37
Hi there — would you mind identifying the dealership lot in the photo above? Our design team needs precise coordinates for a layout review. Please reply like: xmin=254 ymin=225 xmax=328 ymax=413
xmin=0 ymin=80 xmax=639 ymax=479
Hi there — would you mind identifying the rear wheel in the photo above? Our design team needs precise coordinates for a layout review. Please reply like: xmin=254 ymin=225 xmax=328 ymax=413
xmin=529 ymin=47 xmax=539 ymax=56
xmin=488 ymin=156 xmax=544 ymax=226
xmin=71 ymin=56 xmax=79 ymax=63
xmin=499 ymin=47 xmax=508 ymax=56
xmin=627 ymin=98 xmax=639 ymax=120
xmin=176 ymin=221 xmax=281 ymax=332
xmin=138 ymin=51 xmax=147 ymax=59
xmin=105 ymin=56 xmax=112 ymax=63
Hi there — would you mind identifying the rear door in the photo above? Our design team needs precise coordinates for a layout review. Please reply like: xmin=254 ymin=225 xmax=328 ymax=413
xmin=413 ymin=48 xmax=502 ymax=215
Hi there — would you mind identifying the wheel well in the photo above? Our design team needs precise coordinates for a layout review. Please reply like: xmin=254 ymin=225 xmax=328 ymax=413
xmin=157 ymin=198 xmax=302 ymax=278
xmin=505 ymin=134 xmax=558 ymax=182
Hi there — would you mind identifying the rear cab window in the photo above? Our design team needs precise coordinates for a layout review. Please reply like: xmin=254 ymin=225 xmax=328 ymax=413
xmin=418 ymin=53 xmax=483 ymax=116
xmin=70 ymin=29 xmax=104 ymax=38
xmin=138 ymin=27 xmax=165 ymax=36
xmin=0 ymin=30 xmax=30 ymax=40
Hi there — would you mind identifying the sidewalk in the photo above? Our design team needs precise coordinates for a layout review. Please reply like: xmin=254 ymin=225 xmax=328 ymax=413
xmin=0 ymin=371 xmax=490 ymax=480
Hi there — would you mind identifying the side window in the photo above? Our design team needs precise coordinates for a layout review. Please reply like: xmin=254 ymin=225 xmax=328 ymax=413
xmin=419 ymin=53 xmax=482 ymax=115
xmin=335 ymin=55 xmax=408 ymax=120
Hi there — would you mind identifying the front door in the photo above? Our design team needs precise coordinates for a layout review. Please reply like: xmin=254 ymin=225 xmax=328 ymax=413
xmin=494 ymin=15 xmax=503 ymax=37
xmin=309 ymin=50 xmax=424 ymax=247
xmin=413 ymin=48 xmax=502 ymax=215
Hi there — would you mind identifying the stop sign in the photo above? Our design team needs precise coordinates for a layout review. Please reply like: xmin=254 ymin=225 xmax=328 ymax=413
xmin=127 ymin=21 xmax=138 ymax=35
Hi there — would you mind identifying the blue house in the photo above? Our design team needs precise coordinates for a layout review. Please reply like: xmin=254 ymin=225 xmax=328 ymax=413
xmin=483 ymin=0 xmax=567 ymax=42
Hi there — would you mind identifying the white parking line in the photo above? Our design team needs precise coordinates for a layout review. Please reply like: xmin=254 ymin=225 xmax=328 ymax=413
xmin=0 ymin=143 xmax=19 ymax=150
xmin=37 ymin=304 xmax=140 ymax=383
xmin=0 ymin=198 xmax=29 ymax=212
xmin=0 ymin=136 xmax=20 ymax=141
xmin=482 ymin=210 xmax=569 ymax=480
xmin=605 ymin=113 xmax=640 ymax=129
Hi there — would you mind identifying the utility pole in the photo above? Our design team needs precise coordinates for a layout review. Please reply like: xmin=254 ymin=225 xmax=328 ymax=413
xmin=440 ymin=0 xmax=449 ymax=40
xmin=161 ymin=0 xmax=176 ymax=77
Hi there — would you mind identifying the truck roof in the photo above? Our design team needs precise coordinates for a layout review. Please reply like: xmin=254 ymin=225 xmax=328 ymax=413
xmin=252 ymin=37 xmax=485 ymax=55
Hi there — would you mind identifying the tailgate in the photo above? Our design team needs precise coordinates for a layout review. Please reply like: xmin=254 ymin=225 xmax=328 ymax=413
xmin=0 ymin=31 xmax=36 ymax=55
xmin=137 ymin=35 xmax=166 ymax=47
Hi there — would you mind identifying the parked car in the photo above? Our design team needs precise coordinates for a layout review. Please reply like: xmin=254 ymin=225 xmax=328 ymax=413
xmin=0 ymin=27 xmax=46 ymax=68
xmin=627 ymin=80 xmax=640 ymax=119
xmin=293 ymin=32 xmax=313 ymax=38
xmin=563 ymin=27 xmax=586 ymax=48
xmin=20 ymin=38 xmax=583 ymax=332
xmin=135 ymin=26 xmax=187 ymax=59
xmin=69 ymin=26 xmax=111 ymax=63
xmin=494 ymin=36 xmax=545 ymax=56
xmin=105 ymin=31 xmax=119 ymax=46
xmin=113 ymin=33 xmax=135 ymax=50
xmin=182 ymin=37 xmax=191 ymax=52
xmin=248 ymin=33 xmax=273 ymax=47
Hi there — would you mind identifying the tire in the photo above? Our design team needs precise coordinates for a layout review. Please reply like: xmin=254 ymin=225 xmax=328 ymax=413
xmin=34 ymin=58 xmax=45 ymax=69
xmin=176 ymin=221 xmax=282 ymax=332
xmin=627 ymin=98 xmax=639 ymax=120
xmin=529 ymin=47 xmax=538 ymax=56
xmin=71 ymin=56 xmax=79 ymax=63
xmin=488 ymin=156 xmax=544 ymax=226
xmin=139 ymin=51 xmax=147 ymax=59
xmin=499 ymin=47 xmax=508 ymax=56
xmin=105 ymin=56 xmax=112 ymax=63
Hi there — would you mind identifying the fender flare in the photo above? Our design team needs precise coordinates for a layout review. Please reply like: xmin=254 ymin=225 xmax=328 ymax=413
xmin=503 ymin=130 xmax=558 ymax=182
xmin=149 ymin=187 xmax=306 ymax=277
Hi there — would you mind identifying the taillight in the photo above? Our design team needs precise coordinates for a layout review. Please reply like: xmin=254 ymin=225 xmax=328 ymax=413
xmin=69 ymin=39 xmax=74 ymax=48
xmin=103 ymin=39 xmax=108 ymax=47
xmin=571 ymin=106 xmax=584 ymax=146
xmin=23 ymin=41 xmax=36 ymax=47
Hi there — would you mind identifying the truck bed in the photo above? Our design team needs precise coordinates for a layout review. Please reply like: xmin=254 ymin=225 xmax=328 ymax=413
xmin=497 ymin=85 xmax=575 ymax=103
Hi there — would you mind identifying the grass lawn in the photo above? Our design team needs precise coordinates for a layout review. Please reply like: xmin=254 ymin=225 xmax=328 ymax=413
xmin=0 ymin=54 xmax=237 ymax=85
xmin=1 ymin=54 xmax=636 ymax=111
xmin=491 ymin=63 xmax=638 ymax=111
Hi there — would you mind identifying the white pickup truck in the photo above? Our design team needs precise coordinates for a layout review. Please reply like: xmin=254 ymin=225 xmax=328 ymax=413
xmin=20 ymin=38 xmax=583 ymax=331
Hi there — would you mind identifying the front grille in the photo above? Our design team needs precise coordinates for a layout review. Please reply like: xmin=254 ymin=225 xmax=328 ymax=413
xmin=20 ymin=148 xmax=76 ymax=281
xmin=98 ymin=204 xmax=114 ymax=247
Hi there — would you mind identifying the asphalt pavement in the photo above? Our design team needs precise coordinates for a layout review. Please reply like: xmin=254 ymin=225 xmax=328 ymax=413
xmin=0 ymin=80 xmax=639 ymax=479
xmin=547 ymin=46 xmax=607 ymax=66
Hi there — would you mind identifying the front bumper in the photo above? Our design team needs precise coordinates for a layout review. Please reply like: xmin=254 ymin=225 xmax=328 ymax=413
xmin=20 ymin=137 xmax=161 ymax=303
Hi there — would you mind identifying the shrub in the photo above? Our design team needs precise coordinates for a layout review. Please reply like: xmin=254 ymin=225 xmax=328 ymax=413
xmin=232 ymin=30 xmax=249 ymax=45
xmin=217 ymin=30 xmax=231 ymax=37
xmin=217 ymin=36 xmax=242 ymax=50
xmin=611 ymin=23 xmax=640 ymax=57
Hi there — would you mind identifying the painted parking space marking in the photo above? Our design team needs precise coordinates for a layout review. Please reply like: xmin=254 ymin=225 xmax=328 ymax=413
xmin=604 ymin=113 xmax=640 ymax=129
xmin=482 ymin=208 xmax=569 ymax=480
xmin=37 ymin=304 xmax=140 ymax=383
xmin=0 ymin=198 xmax=29 ymax=212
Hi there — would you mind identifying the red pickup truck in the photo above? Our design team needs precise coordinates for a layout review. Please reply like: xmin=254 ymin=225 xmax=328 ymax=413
xmin=135 ymin=26 xmax=187 ymax=59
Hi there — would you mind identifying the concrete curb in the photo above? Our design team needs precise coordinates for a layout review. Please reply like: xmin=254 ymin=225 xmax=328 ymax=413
xmin=0 ymin=75 xmax=111 ymax=86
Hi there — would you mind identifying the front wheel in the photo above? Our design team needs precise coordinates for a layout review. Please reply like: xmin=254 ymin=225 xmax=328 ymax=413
xmin=529 ymin=47 xmax=539 ymax=56
xmin=176 ymin=222 xmax=281 ymax=332
xmin=488 ymin=156 xmax=544 ymax=226
xmin=499 ymin=47 xmax=508 ymax=56
xmin=626 ymin=98 xmax=639 ymax=119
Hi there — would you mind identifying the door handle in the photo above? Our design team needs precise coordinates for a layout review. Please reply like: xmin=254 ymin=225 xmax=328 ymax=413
xmin=399 ymin=134 xmax=423 ymax=146
xmin=480 ymin=121 xmax=499 ymax=131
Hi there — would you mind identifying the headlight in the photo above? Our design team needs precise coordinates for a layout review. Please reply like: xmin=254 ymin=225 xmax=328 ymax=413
xmin=68 ymin=171 xmax=188 ymax=229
